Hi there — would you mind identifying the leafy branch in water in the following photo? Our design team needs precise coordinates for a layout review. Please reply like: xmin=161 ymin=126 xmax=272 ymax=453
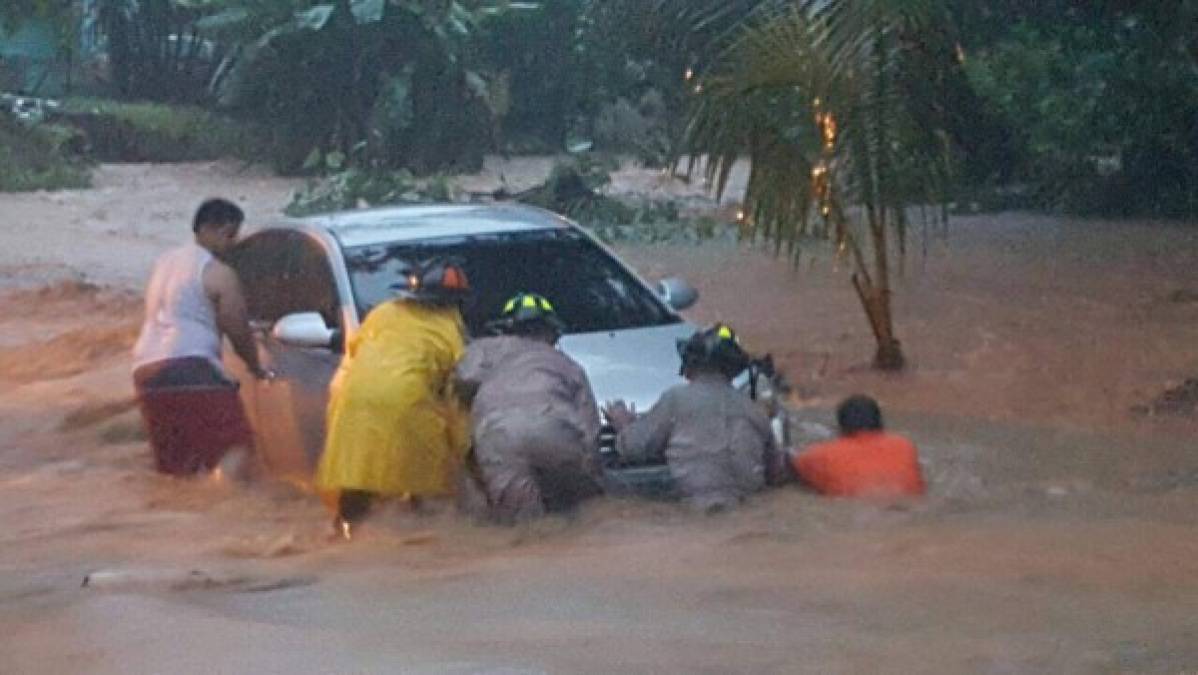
xmin=285 ymin=169 xmax=458 ymax=217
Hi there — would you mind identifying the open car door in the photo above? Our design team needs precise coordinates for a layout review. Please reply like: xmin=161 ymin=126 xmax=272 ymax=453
xmin=225 ymin=229 xmax=343 ymax=481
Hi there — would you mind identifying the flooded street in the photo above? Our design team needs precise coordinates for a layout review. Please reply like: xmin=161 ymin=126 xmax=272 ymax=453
xmin=1 ymin=162 xmax=1196 ymax=673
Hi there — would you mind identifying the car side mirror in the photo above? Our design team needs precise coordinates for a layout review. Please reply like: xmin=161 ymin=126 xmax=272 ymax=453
xmin=273 ymin=312 xmax=334 ymax=349
xmin=657 ymin=277 xmax=699 ymax=311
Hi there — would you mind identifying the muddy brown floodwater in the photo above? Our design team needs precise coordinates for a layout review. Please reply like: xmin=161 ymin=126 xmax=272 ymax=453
xmin=1 ymin=161 xmax=1196 ymax=673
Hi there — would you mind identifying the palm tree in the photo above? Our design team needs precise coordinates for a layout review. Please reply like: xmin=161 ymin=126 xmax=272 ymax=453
xmin=680 ymin=0 xmax=966 ymax=370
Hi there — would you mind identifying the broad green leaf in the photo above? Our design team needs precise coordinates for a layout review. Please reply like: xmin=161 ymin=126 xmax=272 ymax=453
xmin=302 ymin=148 xmax=323 ymax=171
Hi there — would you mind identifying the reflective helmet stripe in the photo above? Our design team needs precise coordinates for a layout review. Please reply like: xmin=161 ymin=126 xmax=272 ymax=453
xmin=502 ymin=293 xmax=558 ymax=318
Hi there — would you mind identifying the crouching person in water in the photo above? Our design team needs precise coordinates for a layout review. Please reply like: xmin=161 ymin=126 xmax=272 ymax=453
xmin=316 ymin=261 xmax=472 ymax=539
xmin=604 ymin=324 xmax=789 ymax=513
xmin=454 ymin=293 xmax=604 ymax=523
xmin=791 ymin=395 xmax=926 ymax=499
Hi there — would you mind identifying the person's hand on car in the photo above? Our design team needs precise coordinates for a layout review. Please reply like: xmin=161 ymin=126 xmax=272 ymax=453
xmin=252 ymin=367 xmax=277 ymax=382
xmin=602 ymin=400 xmax=637 ymax=431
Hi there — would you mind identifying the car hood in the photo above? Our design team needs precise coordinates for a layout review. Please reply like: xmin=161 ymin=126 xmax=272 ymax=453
xmin=559 ymin=322 xmax=695 ymax=412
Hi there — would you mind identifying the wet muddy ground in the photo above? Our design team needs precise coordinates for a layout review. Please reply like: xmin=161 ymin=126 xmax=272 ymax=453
xmin=1 ymin=161 xmax=1196 ymax=673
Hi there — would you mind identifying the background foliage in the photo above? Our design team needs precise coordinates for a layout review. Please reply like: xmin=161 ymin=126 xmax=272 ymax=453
xmin=0 ymin=0 xmax=1194 ymax=218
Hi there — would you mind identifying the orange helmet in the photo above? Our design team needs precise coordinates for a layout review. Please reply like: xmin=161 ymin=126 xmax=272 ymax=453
xmin=391 ymin=260 xmax=472 ymax=303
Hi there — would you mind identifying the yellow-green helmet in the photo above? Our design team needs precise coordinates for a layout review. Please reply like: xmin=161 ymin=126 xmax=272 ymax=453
xmin=492 ymin=292 xmax=565 ymax=336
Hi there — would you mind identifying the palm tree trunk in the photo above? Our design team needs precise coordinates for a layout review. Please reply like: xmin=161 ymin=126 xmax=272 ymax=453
xmin=846 ymin=214 xmax=904 ymax=370
xmin=851 ymin=272 xmax=905 ymax=370
xmin=832 ymin=200 xmax=906 ymax=371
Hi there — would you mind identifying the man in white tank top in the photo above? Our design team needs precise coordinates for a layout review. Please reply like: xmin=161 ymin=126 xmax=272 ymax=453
xmin=132 ymin=198 xmax=270 ymax=477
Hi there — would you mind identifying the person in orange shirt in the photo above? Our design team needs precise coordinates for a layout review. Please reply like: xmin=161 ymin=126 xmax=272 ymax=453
xmin=791 ymin=395 xmax=926 ymax=498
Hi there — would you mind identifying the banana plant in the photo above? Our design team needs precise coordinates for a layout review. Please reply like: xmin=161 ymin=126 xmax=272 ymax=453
xmin=204 ymin=0 xmax=516 ymax=173
xmin=95 ymin=0 xmax=234 ymax=101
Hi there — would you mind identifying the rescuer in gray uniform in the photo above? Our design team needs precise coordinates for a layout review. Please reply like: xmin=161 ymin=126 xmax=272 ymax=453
xmin=455 ymin=293 xmax=604 ymax=523
xmin=605 ymin=324 xmax=788 ymax=512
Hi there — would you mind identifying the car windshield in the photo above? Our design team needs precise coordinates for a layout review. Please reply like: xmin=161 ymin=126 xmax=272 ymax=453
xmin=343 ymin=228 xmax=679 ymax=335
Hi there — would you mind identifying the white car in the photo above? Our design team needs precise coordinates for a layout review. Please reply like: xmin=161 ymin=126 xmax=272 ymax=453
xmin=225 ymin=203 xmax=716 ymax=487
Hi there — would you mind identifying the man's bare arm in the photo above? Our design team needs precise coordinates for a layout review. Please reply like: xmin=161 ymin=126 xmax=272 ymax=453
xmin=204 ymin=260 xmax=265 ymax=377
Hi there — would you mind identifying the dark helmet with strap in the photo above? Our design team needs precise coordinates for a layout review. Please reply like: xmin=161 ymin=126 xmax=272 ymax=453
xmin=390 ymin=259 xmax=471 ymax=304
xmin=489 ymin=292 xmax=566 ymax=337
xmin=676 ymin=323 xmax=751 ymax=377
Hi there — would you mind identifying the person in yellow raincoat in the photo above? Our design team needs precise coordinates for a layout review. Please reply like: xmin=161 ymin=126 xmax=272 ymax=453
xmin=317 ymin=260 xmax=471 ymax=538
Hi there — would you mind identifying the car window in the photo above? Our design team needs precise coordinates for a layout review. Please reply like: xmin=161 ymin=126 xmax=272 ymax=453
xmin=228 ymin=230 xmax=340 ymax=330
xmin=343 ymin=228 xmax=679 ymax=335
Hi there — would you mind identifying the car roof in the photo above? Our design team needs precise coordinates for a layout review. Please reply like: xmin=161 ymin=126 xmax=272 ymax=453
xmin=296 ymin=203 xmax=571 ymax=248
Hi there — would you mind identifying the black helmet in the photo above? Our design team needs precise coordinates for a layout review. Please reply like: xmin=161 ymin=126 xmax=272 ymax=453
xmin=390 ymin=260 xmax=471 ymax=304
xmin=488 ymin=292 xmax=565 ymax=337
xmin=676 ymin=323 xmax=750 ymax=377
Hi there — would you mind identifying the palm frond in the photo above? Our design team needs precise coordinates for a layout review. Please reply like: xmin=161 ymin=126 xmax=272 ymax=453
xmin=681 ymin=0 xmax=963 ymax=368
xmin=685 ymin=0 xmax=957 ymax=253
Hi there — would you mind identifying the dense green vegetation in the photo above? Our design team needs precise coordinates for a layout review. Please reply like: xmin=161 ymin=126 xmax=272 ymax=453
xmin=6 ymin=1 xmax=1194 ymax=217
xmin=58 ymin=98 xmax=262 ymax=162
xmin=962 ymin=3 xmax=1198 ymax=218
xmin=0 ymin=115 xmax=91 ymax=192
